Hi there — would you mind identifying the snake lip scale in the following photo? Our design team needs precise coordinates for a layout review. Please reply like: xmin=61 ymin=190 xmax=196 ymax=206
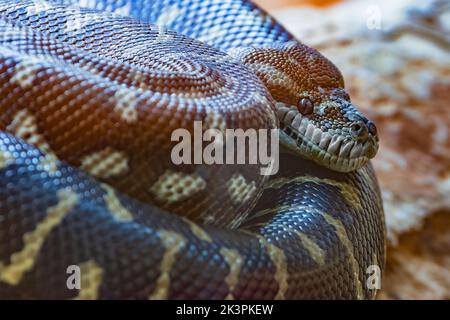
xmin=280 ymin=121 xmax=372 ymax=172
xmin=0 ymin=0 xmax=385 ymax=300
xmin=276 ymin=99 xmax=379 ymax=173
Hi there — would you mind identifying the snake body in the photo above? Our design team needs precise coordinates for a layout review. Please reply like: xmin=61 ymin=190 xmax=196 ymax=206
xmin=0 ymin=0 xmax=385 ymax=299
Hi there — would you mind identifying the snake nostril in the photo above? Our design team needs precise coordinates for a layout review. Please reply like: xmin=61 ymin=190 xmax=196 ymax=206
xmin=351 ymin=122 xmax=362 ymax=133
xmin=351 ymin=121 xmax=368 ymax=140
xmin=367 ymin=121 xmax=377 ymax=136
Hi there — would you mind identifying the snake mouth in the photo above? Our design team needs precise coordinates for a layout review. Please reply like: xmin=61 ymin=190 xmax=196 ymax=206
xmin=278 ymin=105 xmax=379 ymax=173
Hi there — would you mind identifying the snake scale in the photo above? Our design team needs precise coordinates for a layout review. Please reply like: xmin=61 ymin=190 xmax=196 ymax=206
xmin=0 ymin=0 xmax=385 ymax=299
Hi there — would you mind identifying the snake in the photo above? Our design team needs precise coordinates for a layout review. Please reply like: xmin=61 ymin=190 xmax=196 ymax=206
xmin=0 ymin=0 xmax=385 ymax=299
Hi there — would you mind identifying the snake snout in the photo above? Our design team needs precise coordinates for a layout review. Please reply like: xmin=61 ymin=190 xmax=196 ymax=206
xmin=350 ymin=114 xmax=379 ymax=158
xmin=350 ymin=120 xmax=379 ymax=159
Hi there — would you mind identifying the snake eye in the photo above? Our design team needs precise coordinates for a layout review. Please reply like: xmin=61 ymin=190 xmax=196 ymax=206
xmin=298 ymin=98 xmax=314 ymax=115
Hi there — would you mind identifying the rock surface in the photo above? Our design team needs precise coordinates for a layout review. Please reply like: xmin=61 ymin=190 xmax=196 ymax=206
xmin=254 ymin=0 xmax=450 ymax=299
xmin=379 ymin=211 xmax=450 ymax=299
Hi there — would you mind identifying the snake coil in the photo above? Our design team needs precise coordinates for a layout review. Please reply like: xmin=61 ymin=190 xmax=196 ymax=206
xmin=0 ymin=0 xmax=385 ymax=299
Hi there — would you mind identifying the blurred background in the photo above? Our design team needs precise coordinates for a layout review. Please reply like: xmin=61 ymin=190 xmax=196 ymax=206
xmin=252 ymin=0 xmax=450 ymax=299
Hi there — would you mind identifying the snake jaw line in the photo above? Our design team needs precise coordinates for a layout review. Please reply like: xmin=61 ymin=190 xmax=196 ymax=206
xmin=276 ymin=99 xmax=379 ymax=173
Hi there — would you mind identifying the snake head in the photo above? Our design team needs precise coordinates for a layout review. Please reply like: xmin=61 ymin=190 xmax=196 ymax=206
xmin=236 ymin=42 xmax=379 ymax=172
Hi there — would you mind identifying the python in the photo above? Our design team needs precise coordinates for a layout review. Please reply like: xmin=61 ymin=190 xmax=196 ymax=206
xmin=0 ymin=0 xmax=384 ymax=299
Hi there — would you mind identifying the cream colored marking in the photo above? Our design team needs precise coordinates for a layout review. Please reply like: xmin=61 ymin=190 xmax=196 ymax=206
xmin=123 ymin=45 xmax=147 ymax=60
xmin=267 ymin=175 xmax=362 ymax=210
xmin=80 ymin=148 xmax=129 ymax=179
xmin=113 ymin=87 xmax=139 ymax=123
xmin=258 ymin=204 xmax=364 ymax=299
xmin=252 ymin=205 xmax=363 ymax=297
xmin=253 ymin=92 xmax=271 ymax=107
xmin=358 ymin=166 xmax=374 ymax=186
xmin=220 ymin=248 xmax=243 ymax=300
xmin=153 ymin=25 xmax=174 ymax=44
xmin=10 ymin=59 xmax=42 ymax=89
xmin=226 ymin=174 xmax=257 ymax=205
xmin=259 ymin=223 xmax=325 ymax=266
xmin=26 ymin=0 xmax=52 ymax=16
xmin=246 ymin=63 xmax=298 ymax=92
xmin=12 ymin=110 xmax=61 ymax=177
xmin=65 ymin=13 xmax=103 ymax=33
xmin=150 ymin=171 xmax=206 ymax=204
xmin=253 ymin=92 xmax=277 ymax=128
xmin=255 ymin=208 xmax=325 ymax=266
xmin=182 ymin=217 xmax=213 ymax=243
xmin=321 ymin=213 xmax=364 ymax=300
xmin=73 ymin=260 xmax=104 ymax=300
xmin=258 ymin=237 xmax=288 ymax=300
xmin=114 ymin=2 xmax=132 ymax=16
xmin=287 ymin=56 xmax=306 ymax=70
xmin=156 ymin=4 xmax=180 ymax=26
xmin=38 ymin=154 xmax=59 ymax=176
xmin=7 ymin=109 xmax=55 ymax=155
xmin=251 ymin=204 xmax=292 ymax=219
xmin=149 ymin=230 xmax=186 ymax=300
xmin=0 ymin=149 xmax=14 ymax=169
xmin=134 ymin=71 xmax=149 ymax=91
xmin=296 ymin=231 xmax=326 ymax=266
xmin=0 ymin=189 xmax=78 ymax=285
xmin=101 ymin=184 xmax=134 ymax=222
xmin=78 ymin=0 xmax=97 ymax=7
xmin=359 ymin=167 xmax=383 ymax=209
xmin=254 ymin=92 xmax=276 ymax=116
xmin=5 ymin=109 xmax=58 ymax=175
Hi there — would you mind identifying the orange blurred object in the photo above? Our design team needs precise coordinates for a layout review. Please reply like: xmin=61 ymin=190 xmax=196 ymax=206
xmin=254 ymin=0 xmax=342 ymax=11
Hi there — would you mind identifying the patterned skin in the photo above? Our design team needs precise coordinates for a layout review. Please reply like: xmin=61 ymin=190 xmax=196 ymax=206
xmin=0 ymin=0 xmax=385 ymax=299
xmin=57 ymin=0 xmax=379 ymax=172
